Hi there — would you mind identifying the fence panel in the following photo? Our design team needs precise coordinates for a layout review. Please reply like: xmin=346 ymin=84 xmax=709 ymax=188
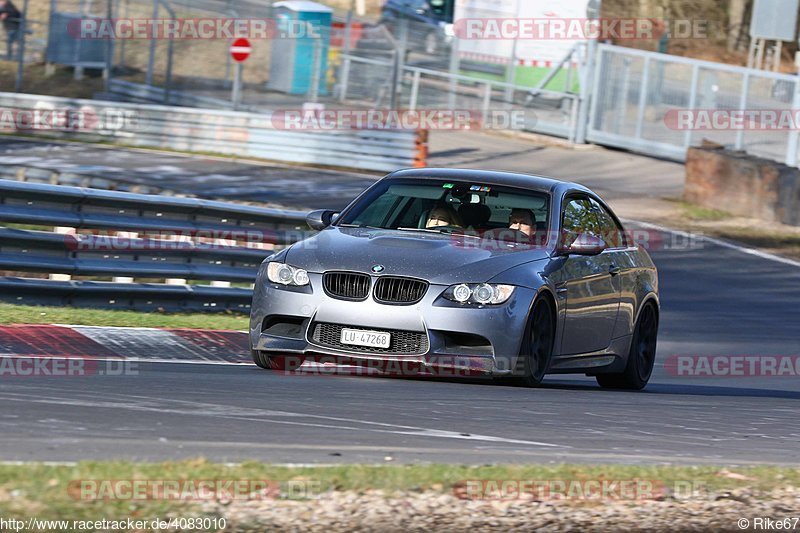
xmin=588 ymin=44 xmax=800 ymax=165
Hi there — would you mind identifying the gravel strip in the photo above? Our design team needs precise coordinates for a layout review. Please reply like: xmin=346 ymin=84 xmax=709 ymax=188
xmin=205 ymin=487 xmax=800 ymax=532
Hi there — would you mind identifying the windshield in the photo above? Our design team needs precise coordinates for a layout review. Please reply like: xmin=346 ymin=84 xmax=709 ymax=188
xmin=337 ymin=178 xmax=550 ymax=243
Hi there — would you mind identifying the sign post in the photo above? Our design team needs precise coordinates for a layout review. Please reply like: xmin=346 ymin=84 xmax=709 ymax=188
xmin=229 ymin=38 xmax=252 ymax=109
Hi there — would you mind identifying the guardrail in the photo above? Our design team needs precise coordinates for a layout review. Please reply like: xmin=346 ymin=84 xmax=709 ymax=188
xmin=102 ymin=80 xmax=237 ymax=110
xmin=0 ymin=179 xmax=312 ymax=312
xmin=0 ymin=92 xmax=426 ymax=172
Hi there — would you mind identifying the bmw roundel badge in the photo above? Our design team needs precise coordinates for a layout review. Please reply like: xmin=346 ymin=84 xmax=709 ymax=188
xmin=371 ymin=264 xmax=385 ymax=273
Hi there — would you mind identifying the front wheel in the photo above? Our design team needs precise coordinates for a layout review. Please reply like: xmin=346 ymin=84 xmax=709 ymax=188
xmin=251 ymin=349 xmax=272 ymax=370
xmin=518 ymin=298 xmax=555 ymax=387
xmin=596 ymin=303 xmax=658 ymax=390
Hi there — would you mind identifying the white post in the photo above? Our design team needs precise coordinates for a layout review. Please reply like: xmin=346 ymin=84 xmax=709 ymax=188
xmin=52 ymin=227 xmax=75 ymax=282
xmin=112 ymin=231 xmax=137 ymax=283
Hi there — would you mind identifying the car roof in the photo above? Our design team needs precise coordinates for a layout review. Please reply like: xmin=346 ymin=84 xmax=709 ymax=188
xmin=388 ymin=168 xmax=593 ymax=197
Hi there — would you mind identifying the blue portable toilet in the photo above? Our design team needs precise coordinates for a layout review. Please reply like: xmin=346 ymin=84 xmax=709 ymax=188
xmin=267 ymin=1 xmax=333 ymax=96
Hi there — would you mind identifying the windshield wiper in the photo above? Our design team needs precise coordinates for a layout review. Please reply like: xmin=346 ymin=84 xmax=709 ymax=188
xmin=396 ymin=227 xmax=480 ymax=238
xmin=337 ymin=223 xmax=383 ymax=229
xmin=397 ymin=227 xmax=445 ymax=233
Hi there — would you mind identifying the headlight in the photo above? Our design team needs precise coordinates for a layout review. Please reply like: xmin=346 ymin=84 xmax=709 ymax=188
xmin=442 ymin=283 xmax=515 ymax=305
xmin=267 ymin=262 xmax=310 ymax=286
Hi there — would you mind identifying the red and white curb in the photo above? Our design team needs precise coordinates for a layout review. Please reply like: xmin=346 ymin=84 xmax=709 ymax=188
xmin=0 ymin=324 xmax=250 ymax=365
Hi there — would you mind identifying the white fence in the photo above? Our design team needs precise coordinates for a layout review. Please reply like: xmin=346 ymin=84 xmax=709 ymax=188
xmin=587 ymin=44 xmax=800 ymax=166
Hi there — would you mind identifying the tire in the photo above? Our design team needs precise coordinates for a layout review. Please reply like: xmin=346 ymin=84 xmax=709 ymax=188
xmin=596 ymin=303 xmax=658 ymax=390
xmin=518 ymin=298 xmax=555 ymax=387
xmin=251 ymin=349 xmax=271 ymax=370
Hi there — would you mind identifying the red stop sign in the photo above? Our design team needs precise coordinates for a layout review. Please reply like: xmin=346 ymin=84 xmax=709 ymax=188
xmin=230 ymin=38 xmax=252 ymax=62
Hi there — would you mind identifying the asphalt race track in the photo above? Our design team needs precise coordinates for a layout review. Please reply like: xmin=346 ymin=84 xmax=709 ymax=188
xmin=1 ymin=224 xmax=799 ymax=465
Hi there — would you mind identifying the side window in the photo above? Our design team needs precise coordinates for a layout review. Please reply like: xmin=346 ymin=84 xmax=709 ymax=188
xmin=561 ymin=197 xmax=601 ymax=247
xmin=588 ymin=198 xmax=626 ymax=248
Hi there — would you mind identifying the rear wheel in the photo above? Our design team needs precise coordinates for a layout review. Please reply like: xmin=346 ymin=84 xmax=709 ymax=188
xmin=518 ymin=298 xmax=555 ymax=387
xmin=596 ymin=303 xmax=658 ymax=390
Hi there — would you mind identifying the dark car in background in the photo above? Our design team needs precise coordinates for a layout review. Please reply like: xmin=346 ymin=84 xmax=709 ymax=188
xmin=379 ymin=0 xmax=455 ymax=54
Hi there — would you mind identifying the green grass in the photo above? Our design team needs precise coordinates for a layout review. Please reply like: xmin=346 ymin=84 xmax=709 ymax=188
xmin=675 ymin=200 xmax=733 ymax=222
xmin=1 ymin=460 xmax=798 ymax=525
xmin=0 ymin=303 xmax=248 ymax=330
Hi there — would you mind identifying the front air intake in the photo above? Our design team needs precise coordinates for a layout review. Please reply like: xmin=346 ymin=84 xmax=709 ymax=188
xmin=323 ymin=271 xmax=371 ymax=301
xmin=373 ymin=276 xmax=428 ymax=304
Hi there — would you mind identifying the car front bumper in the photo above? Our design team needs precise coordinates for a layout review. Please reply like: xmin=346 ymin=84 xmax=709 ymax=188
xmin=249 ymin=273 xmax=535 ymax=377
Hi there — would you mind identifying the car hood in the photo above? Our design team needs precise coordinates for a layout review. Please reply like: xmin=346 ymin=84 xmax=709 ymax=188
xmin=285 ymin=227 xmax=550 ymax=284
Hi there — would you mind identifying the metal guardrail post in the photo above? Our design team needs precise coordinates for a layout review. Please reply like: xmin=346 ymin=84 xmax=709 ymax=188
xmin=159 ymin=0 xmax=176 ymax=105
xmin=683 ymin=64 xmax=700 ymax=151
xmin=309 ymin=38 xmax=322 ymax=104
xmin=104 ymin=0 xmax=113 ymax=93
xmin=613 ymin=58 xmax=632 ymax=135
xmin=786 ymin=77 xmax=800 ymax=167
xmin=145 ymin=0 xmax=158 ymax=86
xmin=14 ymin=0 xmax=29 ymax=93
xmin=447 ymin=34 xmax=460 ymax=109
xmin=574 ymin=38 xmax=598 ymax=145
xmin=339 ymin=56 xmax=351 ymax=103
xmin=409 ymin=70 xmax=421 ymax=111
xmin=504 ymin=38 xmax=518 ymax=103
xmin=390 ymin=48 xmax=400 ymax=110
xmin=567 ymin=96 xmax=579 ymax=144
xmin=634 ymin=57 xmax=651 ymax=140
xmin=735 ymin=71 xmax=750 ymax=150
xmin=482 ymin=82 xmax=492 ymax=124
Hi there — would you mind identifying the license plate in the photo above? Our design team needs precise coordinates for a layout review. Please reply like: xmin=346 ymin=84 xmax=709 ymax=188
xmin=340 ymin=328 xmax=391 ymax=349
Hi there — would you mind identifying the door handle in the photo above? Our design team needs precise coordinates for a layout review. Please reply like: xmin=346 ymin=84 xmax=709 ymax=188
xmin=609 ymin=265 xmax=621 ymax=276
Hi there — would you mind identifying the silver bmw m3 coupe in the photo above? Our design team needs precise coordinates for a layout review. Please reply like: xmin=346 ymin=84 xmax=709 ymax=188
xmin=250 ymin=168 xmax=659 ymax=389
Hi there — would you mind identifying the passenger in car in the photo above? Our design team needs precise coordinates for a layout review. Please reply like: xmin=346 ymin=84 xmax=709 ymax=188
xmin=425 ymin=204 xmax=463 ymax=228
xmin=508 ymin=208 xmax=535 ymax=237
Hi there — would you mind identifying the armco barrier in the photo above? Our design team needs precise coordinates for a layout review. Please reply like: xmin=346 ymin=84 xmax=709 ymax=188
xmin=0 ymin=92 xmax=423 ymax=172
xmin=0 ymin=179 xmax=312 ymax=312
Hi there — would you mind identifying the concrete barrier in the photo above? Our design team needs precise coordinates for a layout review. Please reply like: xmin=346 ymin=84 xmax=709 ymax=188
xmin=685 ymin=142 xmax=800 ymax=226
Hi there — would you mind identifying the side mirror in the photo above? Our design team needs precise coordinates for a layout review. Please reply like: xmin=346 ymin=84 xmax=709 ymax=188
xmin=557 ymin=234 xmax=607 ymax=256
xmin=306 ymin=209 xmax=338 ymax=231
